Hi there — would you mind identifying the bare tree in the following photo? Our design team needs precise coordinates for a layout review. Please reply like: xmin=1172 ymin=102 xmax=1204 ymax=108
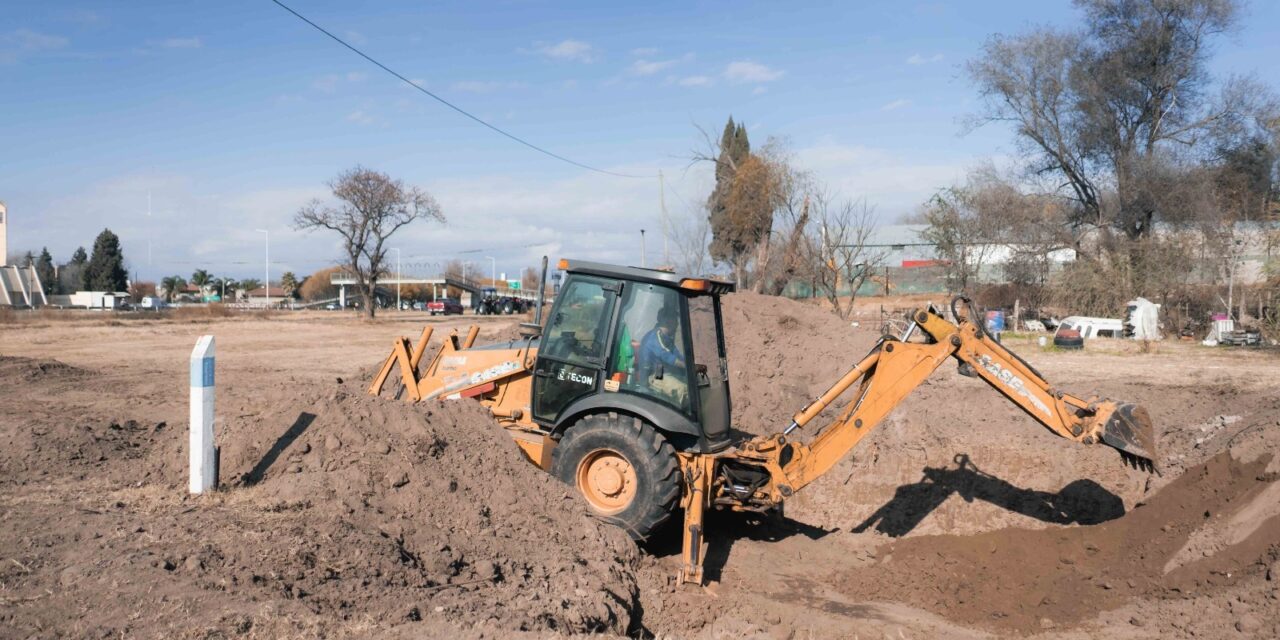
xmin=918 ymin=181 xmax=1004 ymax=294
xmin=968 ymin=0 xmax=1244 ymax=241
xmin=671 ymin=210 xmax=713 ymax=276
xmin=295 ymin=166 xmax=444 ymax=318
xmin=810 ymin=195 xmax=883 ymax=319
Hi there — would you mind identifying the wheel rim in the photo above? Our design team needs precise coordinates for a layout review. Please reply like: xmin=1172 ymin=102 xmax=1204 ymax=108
xmin=575 ymin=449 xmax=638 ymax=516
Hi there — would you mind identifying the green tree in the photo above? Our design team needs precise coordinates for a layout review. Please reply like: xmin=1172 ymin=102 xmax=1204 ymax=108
xmin=190 ymin=269 xmax=213 ymax=294
xmin=34 ymin=247 xmax=57 ymax=294
xmin=82 ymin=229 xmax=128 ymax=292
xmin=707 ymin=117 xmax=752 ymax=273
xmin=70 ymin=246 xmax=87 ymax=265
xmin=161 ymin=275 xmax=186 ymax=302
xmin=239 ymin=278 xmax=263 ymax=293
xmin=280 ymin=271 xmax=299 ymax=299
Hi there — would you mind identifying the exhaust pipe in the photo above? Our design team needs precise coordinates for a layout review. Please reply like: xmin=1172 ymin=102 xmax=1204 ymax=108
xmin=534 ymin=255 xmax=549 ymax=327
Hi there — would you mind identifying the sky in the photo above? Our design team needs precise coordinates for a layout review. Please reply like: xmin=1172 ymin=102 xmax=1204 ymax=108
xmin=3 ymin=0 xmax=1279 ymax=283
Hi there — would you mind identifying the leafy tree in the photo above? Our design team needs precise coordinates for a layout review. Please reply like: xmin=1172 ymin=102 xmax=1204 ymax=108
xmin=190 ymin=269 xmax=213 ymax=293
xmin=239 ymin=278 xmax=263 ymax=293
xmin=82 ymin=229 xmax=128 ymax=292
xmin=70 ymin=246 xmax=87 ymax=265
xmin=295 ymin=166 xmax=445 ymax=318
xmin=34 ymin=247 xmax=56 ymax=294
xmin=298 ymin=266 xmax=343 ymax=301
xmin=280 ymin=271 xmax=299 ymax=299
xmin=706 ymin=117 xmax=760 ymax=283
xmin=160 ymin=275 xmax=186 ymax=302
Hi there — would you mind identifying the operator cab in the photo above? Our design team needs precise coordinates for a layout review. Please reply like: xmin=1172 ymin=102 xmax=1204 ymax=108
xmin=532 ymin=259 xmax=735 ymax=453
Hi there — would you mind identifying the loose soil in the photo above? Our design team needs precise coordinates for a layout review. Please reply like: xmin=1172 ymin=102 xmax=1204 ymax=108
xmin=3 ymin=302 xmax=1279 ymax=638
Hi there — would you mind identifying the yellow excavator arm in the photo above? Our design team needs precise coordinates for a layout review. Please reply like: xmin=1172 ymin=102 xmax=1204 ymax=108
xmin=774 ymin=299 xmax=1155 ymax=490
xmin=680 ymin=298 xmax=1158 ymax=583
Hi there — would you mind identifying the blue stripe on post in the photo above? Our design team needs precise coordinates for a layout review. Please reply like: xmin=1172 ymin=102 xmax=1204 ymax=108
xmin=190 ymin=356 xmax=215 ymax=388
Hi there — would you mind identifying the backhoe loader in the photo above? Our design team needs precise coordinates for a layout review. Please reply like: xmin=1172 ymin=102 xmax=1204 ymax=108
xmin=369 ymin=258 xmax=1159 ymax=584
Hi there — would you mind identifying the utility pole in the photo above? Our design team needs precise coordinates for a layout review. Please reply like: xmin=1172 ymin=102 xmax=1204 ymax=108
xmin=640 ymin=229 xmax=647 ymax=268
xmin=256 ymin=229 xmax=269 ymax=307
xmin=659 ymin=170 xmax=669 ymax=266
xmin=486 ymin=256 xmax=496 ymax=288
xmin=392 ymin=247 xmax=401 ymax=311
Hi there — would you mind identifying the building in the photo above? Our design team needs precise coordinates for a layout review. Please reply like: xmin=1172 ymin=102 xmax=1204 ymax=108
xmin=0 ymin=201 xmax=50 ymax=308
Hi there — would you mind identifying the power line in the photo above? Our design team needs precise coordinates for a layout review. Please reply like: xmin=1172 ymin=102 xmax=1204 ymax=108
xmin=269 ymin=0 xmax=643 ymax=179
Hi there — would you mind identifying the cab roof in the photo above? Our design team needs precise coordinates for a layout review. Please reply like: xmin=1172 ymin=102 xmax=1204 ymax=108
xmin=559 ymin=259 xmax=736 ymax=294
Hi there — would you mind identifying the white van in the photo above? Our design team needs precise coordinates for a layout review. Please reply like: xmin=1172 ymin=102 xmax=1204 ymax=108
xmin=1055 ymin=316 xmax=1125 ymax=339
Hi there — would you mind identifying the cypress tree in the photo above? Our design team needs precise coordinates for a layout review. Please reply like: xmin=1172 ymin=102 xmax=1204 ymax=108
xmin=35 ymin=247 xmax=57 ymax=294
xmin=83 ymin=229 xmax=128 ymax=292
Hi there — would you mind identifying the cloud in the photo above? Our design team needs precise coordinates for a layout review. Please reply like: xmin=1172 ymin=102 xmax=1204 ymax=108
xmin=797 ymin=143 xmax=968 ymax=218
xmin=629 ymin=58 xmax=678 ymax=76
xmin=157 ymin=37 xmax=202 ymax=49
xmin=344 ymin=31 xmax=367 ymax=45
xmin=5 ymin=29 xmax=69 ymax=51
xmin=752 ymin=86 xmax=767 ymax=96
xmin=529 ymin=39 xmax=597 ymax=62
xmin=1 ymin=29 xmax=68 ymax=63
xmin=58 ymin=9 xmax=103 ymax=26
xmin=627 ymin=53 xmax=693 ymax=77
xmin=906 ymin=53 xmax=944 ymax=65
xmin=345 ymin=110 xmax=376 ymax=125
xmin=677 ymin=75 xmax=712 ymax=87
xmin=313 ymin=72 xmax=366 ymax=93
xmin=630 ymin=47 xmax=659 ymax=56
xmin=451 ymin=80 xmax=500 ymax=93
xmin=880 ymin=98 xmax=912 ymax=111
xmin=724 ymin=60 xmax=783 ymax=83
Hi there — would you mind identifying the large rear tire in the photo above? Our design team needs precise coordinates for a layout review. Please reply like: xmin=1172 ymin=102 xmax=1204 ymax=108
xmin=551 ymin=413 xmax=681 ymax=540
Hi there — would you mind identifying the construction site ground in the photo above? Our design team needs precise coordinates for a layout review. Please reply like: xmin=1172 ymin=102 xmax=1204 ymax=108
xmin=2 ymin=299 xmax=1278 ymax=639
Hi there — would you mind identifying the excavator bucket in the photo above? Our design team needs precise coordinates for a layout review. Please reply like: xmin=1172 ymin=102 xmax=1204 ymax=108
xmin=1099 ymin=403 xmax=1159 ymax=473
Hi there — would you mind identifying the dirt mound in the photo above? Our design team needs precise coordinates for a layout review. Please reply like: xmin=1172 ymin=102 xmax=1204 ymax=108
xmin=0 ymin=356 xmax=169 ymax=487
xmin=720 ymin=292 xmax=877 ymax=433
xmin=831 ymin=449 xmax=1280 ymax=634
xmin=0 ymin=354 xmax=89 ymax=381
xmin=0 ymin=357 xmax=639 ymax=637
xmin=170 ymin=385 xmax=641 ymax=634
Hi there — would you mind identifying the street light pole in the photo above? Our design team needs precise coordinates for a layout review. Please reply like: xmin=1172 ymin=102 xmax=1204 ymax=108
xmin=486 ymin=256 xmax=496 ymax=288
xmin=392 ymin=247 xmax=401 ymax=311
xmin=640 ymin=229 xmax=647 ymax=268
xmin=255 ymin=229 xmax=269 ymax=307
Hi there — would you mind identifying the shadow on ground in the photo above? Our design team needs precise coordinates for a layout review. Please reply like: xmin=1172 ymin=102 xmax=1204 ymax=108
xmin=852 ymin=453 xmax=1126 ymax=537
xmin=240 ymin=412 xmax=317 ymax=485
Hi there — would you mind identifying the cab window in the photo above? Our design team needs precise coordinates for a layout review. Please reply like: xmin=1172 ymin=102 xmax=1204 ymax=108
xmin=542 ymin=277 xmax=613 ymax=364
xmin=611 ymin=284 xmax=690 ymax=413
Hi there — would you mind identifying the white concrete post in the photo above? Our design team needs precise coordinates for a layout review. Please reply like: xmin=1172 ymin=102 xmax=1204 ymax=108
xmin=189 ymin=335 xmax=217 ymax=494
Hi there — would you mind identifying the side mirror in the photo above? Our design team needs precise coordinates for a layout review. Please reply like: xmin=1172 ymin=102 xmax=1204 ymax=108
xmin=655 ymin=364 xmax=664 ymax=380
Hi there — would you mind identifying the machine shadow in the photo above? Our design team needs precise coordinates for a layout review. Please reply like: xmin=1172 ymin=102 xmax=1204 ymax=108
xmin=852 ymin=453 xmax=1125 ymax=537
xmin=643 ymin=510 xmax=834 ymax=583
xmin=240 ymin=412 xmax=317 ymax=485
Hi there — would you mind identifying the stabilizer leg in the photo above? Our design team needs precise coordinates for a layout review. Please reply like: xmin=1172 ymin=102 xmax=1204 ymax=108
xmin=678 ymin=456 xmax=714 ymax=585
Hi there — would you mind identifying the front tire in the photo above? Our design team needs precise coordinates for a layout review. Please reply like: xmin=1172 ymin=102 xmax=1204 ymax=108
xmin=551 ymin=413 xmax=681 ymax=540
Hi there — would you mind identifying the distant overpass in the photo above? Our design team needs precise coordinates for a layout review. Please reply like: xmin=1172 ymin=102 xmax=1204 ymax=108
xmin=329 ymin=272 xmax=538 ymax=307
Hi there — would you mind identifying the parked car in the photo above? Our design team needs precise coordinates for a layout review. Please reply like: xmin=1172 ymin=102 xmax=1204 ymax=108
xmin=427 ymin=298 xmax=464 ymax=316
